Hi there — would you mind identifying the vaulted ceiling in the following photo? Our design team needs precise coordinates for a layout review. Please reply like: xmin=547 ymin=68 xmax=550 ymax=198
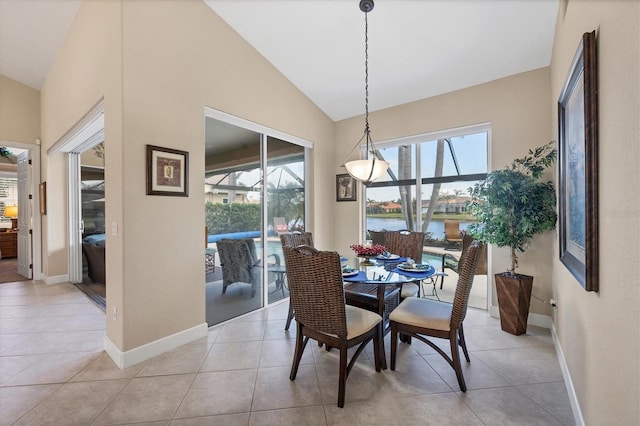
xmin=1 ymin=0 xmax=558 ymax=122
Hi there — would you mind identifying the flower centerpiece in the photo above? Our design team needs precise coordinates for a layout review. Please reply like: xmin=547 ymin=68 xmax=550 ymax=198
xmin=350 ymin=243 xmax=387 ymax=266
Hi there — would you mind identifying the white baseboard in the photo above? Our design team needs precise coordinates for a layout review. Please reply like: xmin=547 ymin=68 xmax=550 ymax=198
xmin=104 ymin=322 xmax=208 ymax=369
xmin=551 ymin=323 xmax=584 ymax=426
xmin=489 ymin=305 xmax=552 ymax=329
xmin=43 ymin=274 xmax=70 ymax=285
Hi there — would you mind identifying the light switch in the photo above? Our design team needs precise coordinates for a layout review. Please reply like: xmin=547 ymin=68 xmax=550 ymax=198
xmin=111 ymin=221 xmax=118 ymax=236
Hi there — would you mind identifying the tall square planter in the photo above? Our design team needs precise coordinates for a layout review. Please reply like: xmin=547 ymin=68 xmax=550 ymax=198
xmin=495 ymin=273 xmax=533 ymax=335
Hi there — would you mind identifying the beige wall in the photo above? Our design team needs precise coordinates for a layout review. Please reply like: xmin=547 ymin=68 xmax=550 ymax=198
xmin=334 ymin=67 xmax=555 ymax=317
xmin=41 ymin=0 xmax=124 ymax=346
xmin=42 ymin=0 xmax=334 ymax=352
xmin=0 ymin=75 xmax=40 ymax=144
xmin=550 ymin=1 xmax=639 ymax=424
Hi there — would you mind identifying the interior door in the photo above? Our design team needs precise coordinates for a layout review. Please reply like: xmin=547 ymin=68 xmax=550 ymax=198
xmin=17 ymin=151 xmax=32 ymax=278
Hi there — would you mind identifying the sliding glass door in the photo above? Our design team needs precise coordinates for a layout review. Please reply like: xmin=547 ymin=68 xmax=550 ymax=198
xmin=204 ymin=114 xmax=308 ymax=326
xmin=265 ymin=136 xmax=305 ymax=305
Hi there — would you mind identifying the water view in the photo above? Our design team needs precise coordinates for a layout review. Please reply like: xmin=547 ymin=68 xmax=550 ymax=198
xmin=367 ymin=217 xmax=472 ymax=240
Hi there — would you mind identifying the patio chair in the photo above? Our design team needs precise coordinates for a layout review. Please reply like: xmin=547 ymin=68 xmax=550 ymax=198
xmin=444 ymin=219 xmax=463 ymax=249
xmin=217 ymin=238 xmax=279 ymax=298
xmin=389 ymin=240 xmax=483 ymax=392
xmin=440 ymin=234 xmax=487 ymax=289
xmin=282 ymin=245 xmax=382 ymax=408
xmin=384 ymin=230 xmax=425 ymax=299
xmin=280 ymin=232 xmax=314 ymax=330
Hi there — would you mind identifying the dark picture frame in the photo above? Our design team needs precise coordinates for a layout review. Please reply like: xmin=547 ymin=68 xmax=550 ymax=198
xmin=146 ymin=145 xmax=189 ymax=197
xmin=558 ymin=30 xmax=598 ymax=292
xmin=336 ymin=174 xmax=356 ymax=202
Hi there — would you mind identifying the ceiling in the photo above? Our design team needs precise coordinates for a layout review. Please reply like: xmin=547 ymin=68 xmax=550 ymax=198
xmin=0 ymin=0 xmax=558 ymax=122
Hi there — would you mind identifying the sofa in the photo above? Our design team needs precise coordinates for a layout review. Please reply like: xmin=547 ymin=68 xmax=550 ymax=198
xmin=82 ymin=240 xmax=105 ymax=285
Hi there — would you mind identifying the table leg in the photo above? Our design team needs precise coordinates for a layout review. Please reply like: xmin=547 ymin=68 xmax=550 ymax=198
xmin=377 ymin=285 xmax=388 ymax=370
xmin=279 ymin=272 xmax=287 ymax=297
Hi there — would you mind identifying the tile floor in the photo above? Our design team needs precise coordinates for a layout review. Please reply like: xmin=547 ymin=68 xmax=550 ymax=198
xmin=0 ymin=280 xmax=575 ymax=425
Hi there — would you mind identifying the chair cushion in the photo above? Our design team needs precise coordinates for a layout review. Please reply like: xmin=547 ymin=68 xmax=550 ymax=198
xmin=400 ymin=283 xmax=420 ymax=299
xmin=320 ymin=305 xmax=382 ymax=340
xmin=345 ymin=305 xmax=382 ymax=339
xmin=389 ymin=297 xmax=452 ymax=331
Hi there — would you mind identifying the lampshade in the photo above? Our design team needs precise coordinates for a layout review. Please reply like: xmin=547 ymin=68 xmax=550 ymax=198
xmin=345 ymin=158 xmax=388 ymax=184
xmin=4 ymin=205 xmax=18 ymax=218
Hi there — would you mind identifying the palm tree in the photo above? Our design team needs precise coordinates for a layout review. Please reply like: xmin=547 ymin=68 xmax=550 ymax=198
xmin=398 ymin=145 xmax=414 ymax=230
xmin=422 ymin=139 xmax=445 ymax=232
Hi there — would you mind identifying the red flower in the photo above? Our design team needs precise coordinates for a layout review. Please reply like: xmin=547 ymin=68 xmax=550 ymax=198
xmin=350 ymin=244 xmax=387 ymax=257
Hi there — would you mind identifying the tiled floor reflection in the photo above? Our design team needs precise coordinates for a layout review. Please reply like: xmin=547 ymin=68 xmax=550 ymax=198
xmin=0 ymin=280 xmax=575 ymax=425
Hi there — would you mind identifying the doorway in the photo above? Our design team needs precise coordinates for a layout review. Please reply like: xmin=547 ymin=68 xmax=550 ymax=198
xmin=0 ymin=143 xmax=41 ymax=284
xmin=77 ymin=144 xmax=106 ymax=306
xmin=46 ymin=101 xmax=105 ymax=308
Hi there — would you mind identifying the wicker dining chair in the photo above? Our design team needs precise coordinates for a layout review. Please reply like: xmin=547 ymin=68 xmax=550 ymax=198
xmin=384 ymin=230 xmax=425 ymax=299
xmin=389 ymin=240 xmax=483 ymax=392
xmin=282 ymin=245 xmax=383 ymax=408
xmin=279 ymin=232 xmax=314 ymax=330
xmin=367 ymin=229 xmax=386 ymax=246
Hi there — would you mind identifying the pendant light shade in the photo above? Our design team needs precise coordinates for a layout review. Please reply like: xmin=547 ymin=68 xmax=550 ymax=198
xmin=343 ymin=0 xmax=389 ymax=185
xmin=345 ymin=157 xmax=388 ymax=183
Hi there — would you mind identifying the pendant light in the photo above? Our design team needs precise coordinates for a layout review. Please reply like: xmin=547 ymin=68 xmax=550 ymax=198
xmin=343 ymin=0 xmax=389 ymax=185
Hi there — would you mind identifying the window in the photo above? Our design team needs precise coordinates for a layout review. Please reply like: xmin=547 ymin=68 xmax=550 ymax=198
xmin=366 ymin=126 xmax=488 ymax=243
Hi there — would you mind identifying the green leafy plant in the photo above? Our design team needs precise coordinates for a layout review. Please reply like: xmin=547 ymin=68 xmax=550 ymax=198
xmin=0 ymin=147 xmax=13 ymax=160
xmin=205 ymin=201 xmax=261 ymax=234
xmin=467 ymin=142 xmax=557 ymax=276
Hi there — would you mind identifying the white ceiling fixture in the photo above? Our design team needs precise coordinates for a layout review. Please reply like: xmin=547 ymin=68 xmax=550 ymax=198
xmin=1 ymin=0 xmax=558 ymax=122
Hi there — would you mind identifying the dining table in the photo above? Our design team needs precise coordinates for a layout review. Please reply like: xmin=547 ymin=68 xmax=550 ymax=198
xmin=342 ymin=255 xmax=436 ymax=369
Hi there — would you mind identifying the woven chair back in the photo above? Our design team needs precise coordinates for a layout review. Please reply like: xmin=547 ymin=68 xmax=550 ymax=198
xmin=282 ymin=245 xmax=348 ymax=339
xmin=367 ymin=230 xmax=386 ymax=246
xmin=217 ymin=238 xmax=257 ymax=286
xmin=280 ymin=232 xmax=314 ymax=249
xmin=450 ymin=240 xmax=483 ymax=328
xmin=384 ymin=230 xmax=424 ymax=262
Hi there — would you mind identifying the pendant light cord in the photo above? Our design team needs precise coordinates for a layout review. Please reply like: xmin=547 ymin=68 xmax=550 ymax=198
xmin=364 ymin=10 xmax=370 ymax=143
xmin=343 ymin=0 xmax=389 ymax=185
xmin=363 ymin=9 xmax=377 ymax=183
xmin=342 ymin=8 xmax=372 ymax=163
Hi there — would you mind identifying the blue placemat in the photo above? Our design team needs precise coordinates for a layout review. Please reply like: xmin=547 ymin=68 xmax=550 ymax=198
xmin=391 ymin=266 xmax=435 ymax=278
xmin=342 ymin=271 xmax=367 ymax=282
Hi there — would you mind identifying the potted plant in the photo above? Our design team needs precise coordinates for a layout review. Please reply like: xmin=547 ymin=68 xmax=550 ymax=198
xmin=468 ymin=142 xmax=557 ymax=335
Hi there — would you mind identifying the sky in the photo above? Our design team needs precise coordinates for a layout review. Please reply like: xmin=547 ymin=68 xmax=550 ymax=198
xmin=366 ymin=131 xmax=488 ymax=202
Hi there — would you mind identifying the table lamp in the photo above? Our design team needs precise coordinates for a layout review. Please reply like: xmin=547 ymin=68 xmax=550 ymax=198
xmin=4 ymin=205 xmax=18 ymax=230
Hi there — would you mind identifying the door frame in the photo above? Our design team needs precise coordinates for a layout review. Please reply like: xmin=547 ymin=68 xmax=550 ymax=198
xmin=47 ymin=99 xmax=104 ymax=284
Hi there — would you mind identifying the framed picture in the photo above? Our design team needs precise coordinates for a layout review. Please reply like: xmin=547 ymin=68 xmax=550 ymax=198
xmin=558 ymin=30 xmax=598 ymax=292
xmin=39 ymin=182 xmax=47 ymax=215
xmin=146 ymin=145 xmax=189 ymax=197
xmin=336 ymin=174 xmax=356 ymax=202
